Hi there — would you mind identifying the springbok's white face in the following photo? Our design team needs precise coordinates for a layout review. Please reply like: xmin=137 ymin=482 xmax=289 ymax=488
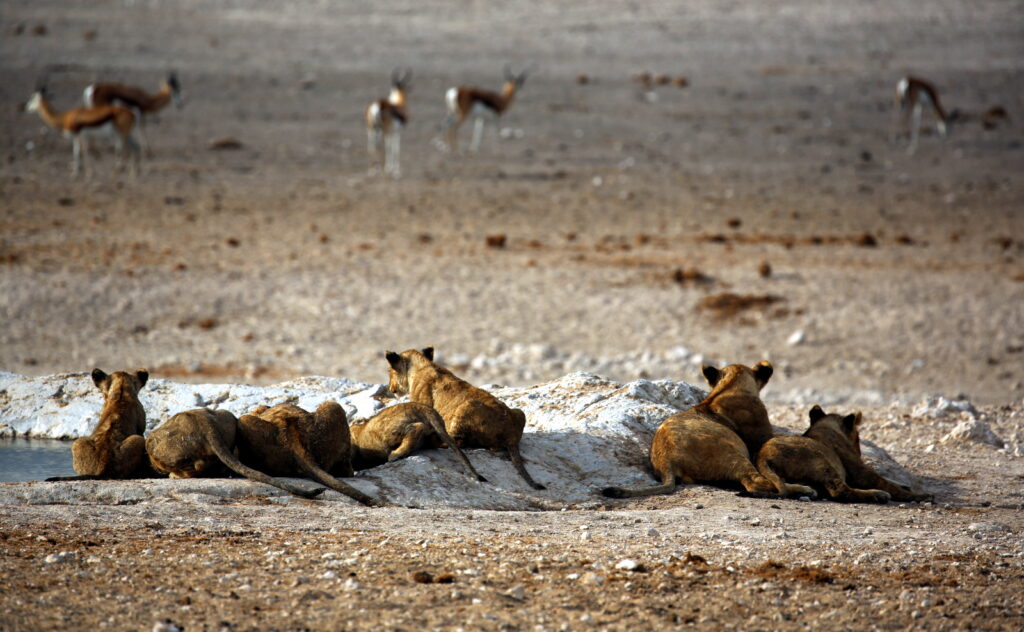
xmin=23 ymin=91 xmax=43 ymax=113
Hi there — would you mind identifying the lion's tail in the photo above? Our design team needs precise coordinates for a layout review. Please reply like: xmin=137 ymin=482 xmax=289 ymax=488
xmin=203 ymin=415 xmax=325 ymax=499
xmin=282 ymin=418 xmax=389 ymax=507
xmin=600 ymin=471 xmax=677 ymax=498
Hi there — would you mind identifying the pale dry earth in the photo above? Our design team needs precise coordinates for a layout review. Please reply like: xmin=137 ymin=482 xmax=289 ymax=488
xmin=1 ymin=401 xmax=1023 ymax=632
xmin=1 ymin=1 xmax=1024 ymax=630
xmin=1 ymin=0 xmax=1022 ymax=403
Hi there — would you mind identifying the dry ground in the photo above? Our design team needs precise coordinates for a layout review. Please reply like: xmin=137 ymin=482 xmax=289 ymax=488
xmin=1 ymin=1 xmax=1024 ymax=630
xmin=2 ymin=0 xmax=1022 ymax=402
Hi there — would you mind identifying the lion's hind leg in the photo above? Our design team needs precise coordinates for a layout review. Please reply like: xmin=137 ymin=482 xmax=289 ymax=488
xmin=824 ymin=477 xmax=890 ymax=504
xmin=114 ymin=434 xmax=149 ymax=478
xmin=388 ymin=422 xmax=431 ymax=462
xmin=755 ymin=458 xmax=817 ymax=499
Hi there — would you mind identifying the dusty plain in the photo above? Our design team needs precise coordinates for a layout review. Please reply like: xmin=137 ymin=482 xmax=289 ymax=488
xmin=1 ymin=1 xmax=1023 ymax=630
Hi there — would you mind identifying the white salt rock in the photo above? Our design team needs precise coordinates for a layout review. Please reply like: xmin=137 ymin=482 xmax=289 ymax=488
xmin=913 ymin=396 xmax=978 ymax=419
xmin=44 ymin=551 xmax=75 ymax=564
xmin=615 ymin=559 xmax=640 ymax=571
xmin=940 ymin=420 xmax=1004 ymax=448
xmin=786 ymin=330 xmax=805 ymax=346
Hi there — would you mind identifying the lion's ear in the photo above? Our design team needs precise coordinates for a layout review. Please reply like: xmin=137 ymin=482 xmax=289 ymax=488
xmin=385 ymin=351 xmax=403 ymax=370
xmin=701 ymin=365 xmax=721 ymax=387
xmin=842 ymin=412 xmax=862 ymax=432
xmin=135 ymin=369 xmax=149 ymax=388
xmin=754 ymin=361 xmax=773 ymax=386
xmin=421 ymin=346 xmax=435 ymax=362
xmin=808 ymin=405 xmax=827 ymax=423
xmin=91 ymin=368 xmax=108 ymax=388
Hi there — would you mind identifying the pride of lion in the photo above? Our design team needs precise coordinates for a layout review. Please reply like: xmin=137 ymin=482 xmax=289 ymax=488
xmin=48 ymin=350 xmax=930 ymax=508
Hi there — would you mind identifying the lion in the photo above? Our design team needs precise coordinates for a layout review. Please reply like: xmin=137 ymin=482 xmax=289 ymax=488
xmin=145 ymin=408 xmax=325 ymax=499
xmin=349 ymin=402 xmax=487 ymax=481
xmin=236 ymin=402 xmax=388 ymax=507
xmin=385 ymin=347 xmax=545 ymax=490
xmin=756 ymin=405 xmax=932 ymax=503
xmin=601 ymin=361 xmax=778 ymax=498
xmin=47 ymin=368 xmax=151 ymax=481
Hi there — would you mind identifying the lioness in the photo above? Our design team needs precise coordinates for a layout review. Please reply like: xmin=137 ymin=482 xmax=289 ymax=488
xmin=601 ymin=362 xmax=778 ymax=498
xmin=350 ymin=402 xmax=486 ymax=481
xmin=146 ymin=408 xmax=325 ymax=499
xmin=756 ymin=405 xmax=932 ymax=503
xmin=236 ymin=402 xmax=387 ymax=507
xmin=385 ymin=347 xmax=545 ymax=490
xmin=48 ymin=369 xmax=151 ymax=481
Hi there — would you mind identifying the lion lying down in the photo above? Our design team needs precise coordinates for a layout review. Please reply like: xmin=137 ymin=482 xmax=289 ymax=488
xmin=349 ymin=402 xmax=486 ymax=481
xmin=601 ymin=361 xmax=778 ymax=498
xmin=756 ymin=405 xmax=932 ymax=503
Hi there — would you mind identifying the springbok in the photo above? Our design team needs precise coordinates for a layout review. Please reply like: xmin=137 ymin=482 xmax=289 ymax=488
xmin=24 ymin=82 xmax=141 ymax=178
xmin=442 ymin=65 xmax=531 ymax=153
xmin=84 ymin=72 xmax=183 ymax=155
xmin=891 ymin=76 xmax=957 ymax=154
xmin=365 ymin=68 xmax=411 ymax=177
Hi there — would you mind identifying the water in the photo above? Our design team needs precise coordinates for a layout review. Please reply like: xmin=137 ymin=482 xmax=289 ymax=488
xmin=0 ymin=439 xmax=76 ymax=482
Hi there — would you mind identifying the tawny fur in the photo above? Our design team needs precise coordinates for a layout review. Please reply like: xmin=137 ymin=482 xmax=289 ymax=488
xmin=84 ymin=73 xmax=182 ymax=156
xmin=385 ymin=347 xmax=545 ymax=490
xmin=757 ymin=406 xmax=932 ymax=503
xmin=601 ymin=362 xmax=778 ymax=498
xmin=49 ymin=369 xmax=151 ymax=480
xmin=442 ymin=65 xmax=528 ymax=153
xmin=350 ymin=402 xmax=486 ymax=482
xmin=365 ymin=68 xmax=410 ymax=177
xmin=145 ymin=408 xmax=324 ymax=499
xmin=24 ymin=89 xmax=141 ymax=177
xmin=236 ymin=403 xmax=387 ymax=507
xmin=84 ymin=73 xmax=182 ymax=114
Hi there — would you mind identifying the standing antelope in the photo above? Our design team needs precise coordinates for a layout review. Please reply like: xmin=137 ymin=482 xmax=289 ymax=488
xmin=442 ymin=65 xmax=530 ymax=153
xmin=84 ymin=72 xmax=183 ymax=156
xmin=365 ymin=68 xmax=411 ymax=177
xmin=892 ymin=76 xmax=955 ymax=154
xmin=24 ymin=84 xmax=141 ymax=178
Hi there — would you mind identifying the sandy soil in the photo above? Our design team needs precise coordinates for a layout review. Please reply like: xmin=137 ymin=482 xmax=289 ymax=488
xmin=1 ymin=1 xmax=1024 ymax=630
xmin=2 ymin=0 xmax=1022 ymax=404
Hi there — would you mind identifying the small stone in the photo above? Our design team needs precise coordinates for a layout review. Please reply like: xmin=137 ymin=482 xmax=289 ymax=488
xmin=646 ymin=528 xmax=661 ymax=537
xmin=342 ymin=578 xmax=361 ymax=591
xmin=506 ymin=585 xmax=526 ymax=600
xmin=787 ymin=330 xmax=805 ymax=346
xmin=44 ymin=551 xmax=75 ymax=564
xmin=615 ymin=559 xmax=640 ymax=571
xmin=580 ymin=572 xmax=604 ymax=586
xmin=321 ymin=570 xmax=337 ymax=579
xmin=219 ymin=572 xmax=239 ymax=584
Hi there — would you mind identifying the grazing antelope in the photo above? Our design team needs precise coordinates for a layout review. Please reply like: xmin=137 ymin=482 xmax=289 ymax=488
xmin=24 ymin=84 xmax=141 ymax=178
xmin=892 ymin=76 xmax=956 ymax=154
xmin=365 ymin=68 xmax=411 ymax=177
xmin=84 ymin=72 xmax=183 ymax=155
xmin=442 ymin=65 xmax=530 ymax=153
